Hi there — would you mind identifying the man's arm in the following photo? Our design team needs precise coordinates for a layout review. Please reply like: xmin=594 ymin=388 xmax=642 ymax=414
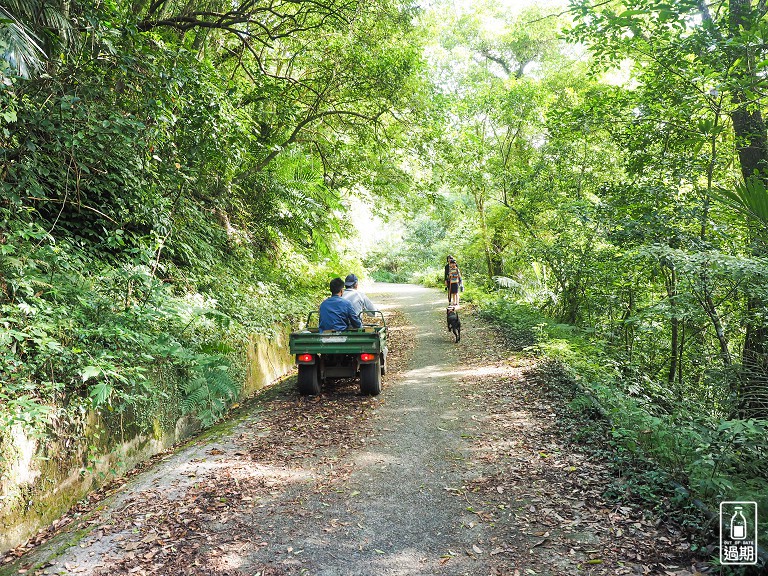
xmin=361 ymin=294 xmax=377 ymax=313
xmin=346 ymin=301 xmax=363 ymax=328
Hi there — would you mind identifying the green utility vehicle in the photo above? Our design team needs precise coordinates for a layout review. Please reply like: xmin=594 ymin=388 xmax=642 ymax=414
xmin=288 ymin=311 xmax=387 ymax=396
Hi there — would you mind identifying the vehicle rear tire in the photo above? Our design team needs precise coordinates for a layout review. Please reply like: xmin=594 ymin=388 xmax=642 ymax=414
xmin=360 ymin=362 xmax=381 ymax=396
xmin=297 ymin=364 xmax=321 ymax=396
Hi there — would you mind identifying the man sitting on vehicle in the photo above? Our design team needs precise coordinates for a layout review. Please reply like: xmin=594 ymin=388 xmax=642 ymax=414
xmin=318 ymin=277 xmax=363 ymax=333
xmin=341 ymin=274 xmax=378 ymax=317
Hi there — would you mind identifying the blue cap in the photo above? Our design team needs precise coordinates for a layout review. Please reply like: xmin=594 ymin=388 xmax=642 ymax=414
xmin=344 ymin=274 xmax=358 ymax=287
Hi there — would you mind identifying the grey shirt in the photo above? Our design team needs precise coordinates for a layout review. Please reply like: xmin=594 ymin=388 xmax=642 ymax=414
xmin=342 ymin=288 xmax=377 ymax=316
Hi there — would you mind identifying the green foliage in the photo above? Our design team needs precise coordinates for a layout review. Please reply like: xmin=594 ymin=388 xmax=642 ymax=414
xmin=6 ymin=0 xmax=768 ymax=559
xmin=369 ymin=269 xmax=406 ymax=284
xmin=0 ymin=184 xmax=334 ymax=448
xmin=362 ymin=0 xmax=768 ymax=559
xmin=178 ymin=355 xmax=239 ymax=428
xmin=393 ymin=9 xmax=768 ymax=555
xmin=475 ymin=294 xmax=544 ymax=350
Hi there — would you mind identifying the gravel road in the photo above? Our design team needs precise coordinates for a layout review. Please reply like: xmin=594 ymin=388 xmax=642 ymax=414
xmin=265 ymin=282 xmax=494 ymax=575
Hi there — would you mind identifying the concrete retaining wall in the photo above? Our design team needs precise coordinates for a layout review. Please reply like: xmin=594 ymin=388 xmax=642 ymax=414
xmin=0 ymin=331 xmax=294 ymax=554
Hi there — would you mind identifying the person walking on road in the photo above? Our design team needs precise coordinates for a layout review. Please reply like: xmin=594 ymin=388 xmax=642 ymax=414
xmin=446 ymin=258 xmax=463 ymax=307
xmin=444 ymin=255 xmax=454 ymax=303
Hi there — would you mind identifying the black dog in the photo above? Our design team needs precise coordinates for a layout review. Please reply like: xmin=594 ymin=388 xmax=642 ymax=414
xmin=446 ymin=306 xmax=461 ymax=343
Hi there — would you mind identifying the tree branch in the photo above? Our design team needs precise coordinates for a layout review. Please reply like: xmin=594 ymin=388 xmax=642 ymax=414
xmin=252 ymin=109 xmax=385 ymax=173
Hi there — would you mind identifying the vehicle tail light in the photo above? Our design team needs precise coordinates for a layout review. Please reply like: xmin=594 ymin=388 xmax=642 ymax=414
xmin=360 ymin=353 xmax=376 ymax=362
xmin=297 ymin=354 xmax=313 ymax=363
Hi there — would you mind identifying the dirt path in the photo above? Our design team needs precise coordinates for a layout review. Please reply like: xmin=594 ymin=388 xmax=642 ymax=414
xmin=2 ymin=283 xmax=703 ymax=576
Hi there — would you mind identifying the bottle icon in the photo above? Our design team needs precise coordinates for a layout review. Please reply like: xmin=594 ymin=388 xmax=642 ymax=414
xmin=731 ymin=506 xmax=747 ymax=540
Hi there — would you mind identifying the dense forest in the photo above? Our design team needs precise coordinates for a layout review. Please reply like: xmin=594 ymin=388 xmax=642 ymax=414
xmin=1 ymin=0 xmax=767 ymax=564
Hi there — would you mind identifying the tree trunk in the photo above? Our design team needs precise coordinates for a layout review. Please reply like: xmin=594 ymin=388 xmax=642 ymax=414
xmin=473 ymin=189 xmax=495 ymax=281
xmin=699 ymin=117 xmax=732 ymax=369
xmin=729 ymin=0 xmax=768 ymax=182
xmin=622 ymin=286 xmax=635 ymax=361
xmin=729 ymin=0 xmax=768 ymax=416
xmin=663 ymin=265 xmax=679 ymax=385
xmin=490 ymin=228 xmax=504 ymax=277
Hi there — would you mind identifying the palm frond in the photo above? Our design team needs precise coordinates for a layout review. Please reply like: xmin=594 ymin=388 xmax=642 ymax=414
xmin=40 ymin=5 xmax=76 ymax=48
xmin=712 ymin=178 xmax=768 ymax=233
xmin=2 ymin=1 xmax=40 ymax=19
xmin=0 ymin=0 xmax=77 ymax=78
xmin=0 ymin=7 xmax=45 ymax=78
